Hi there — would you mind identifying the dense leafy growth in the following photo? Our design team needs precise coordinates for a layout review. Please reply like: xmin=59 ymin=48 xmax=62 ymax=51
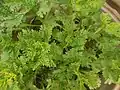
xmin=0 ymin=0 xmax=120 ymax=90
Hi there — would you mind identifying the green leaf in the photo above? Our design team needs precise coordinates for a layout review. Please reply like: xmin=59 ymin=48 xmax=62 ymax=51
xmin=57 ymin=0 xmax=70 ymax=4
xmin=105 ymin=23 xmax=120 ymax=38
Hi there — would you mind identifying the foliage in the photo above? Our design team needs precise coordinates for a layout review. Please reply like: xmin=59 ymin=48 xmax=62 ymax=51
xmin=0 ymin=0 xmax=120 ymax=90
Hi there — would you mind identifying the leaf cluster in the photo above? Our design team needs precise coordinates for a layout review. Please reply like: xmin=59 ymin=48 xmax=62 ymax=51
xmin=0 ymin=0 xmax=120 ymax=90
